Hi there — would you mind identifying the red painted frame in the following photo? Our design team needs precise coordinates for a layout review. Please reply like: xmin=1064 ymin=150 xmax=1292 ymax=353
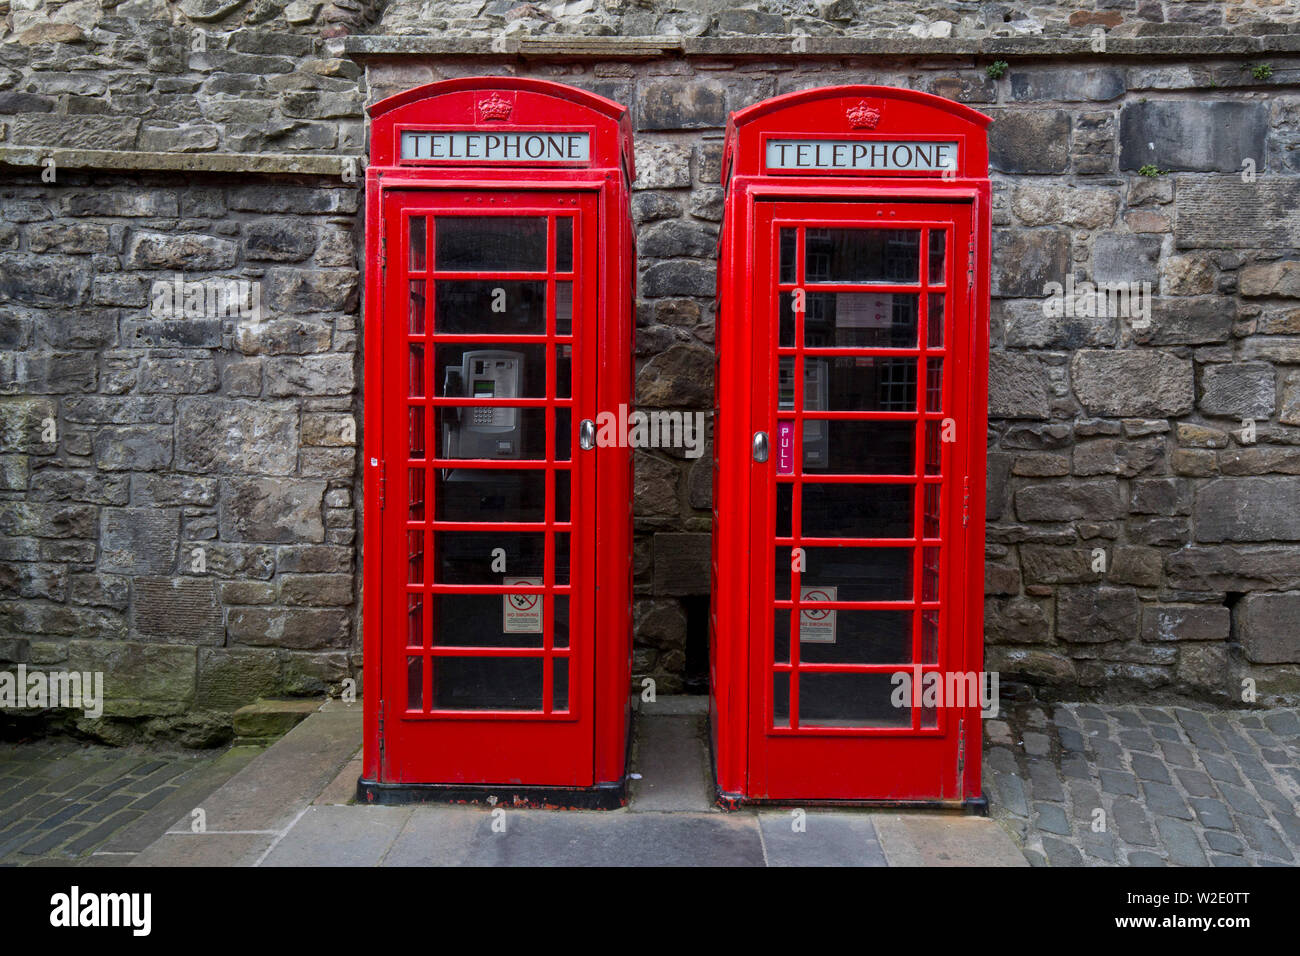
xmin=712 ymin=86 xmax=991 ymax=806
xmin=362 ymin=78 xmax=635 ymax=798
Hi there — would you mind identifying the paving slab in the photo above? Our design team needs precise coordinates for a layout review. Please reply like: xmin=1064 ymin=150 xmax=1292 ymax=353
xmin=756 ymin=811 xmax=887 ymax=866
xmin=627 ymin=714 xmax=712 ymax=812
xmin=262 ymin=805 xmax=412 ymax=867
xmin=131 ymin=701 xmax=361 ymax=867
xmin=381 ymin=806 xmax=494 ymax=866
xmin=873 ymin=814 xmax=1031 ymax=867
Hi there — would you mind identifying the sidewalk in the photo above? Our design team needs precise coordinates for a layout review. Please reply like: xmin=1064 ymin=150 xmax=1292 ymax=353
xmin=131 ymin=698 xmax=1028 ymax=867
xmin=986 ymin=702 xmax=1300 ymax=866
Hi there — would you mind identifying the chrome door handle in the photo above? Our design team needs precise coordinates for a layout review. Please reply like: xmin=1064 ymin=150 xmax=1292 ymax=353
xmin=752 ymin=431 xmax=769 ymax=463
xmin=579 ymin=419 xmax=596 ymax=451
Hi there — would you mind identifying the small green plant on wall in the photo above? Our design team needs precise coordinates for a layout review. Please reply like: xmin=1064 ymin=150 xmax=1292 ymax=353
xmin=1250 ymin=63 xmax=1273 ymax=81
xmin=1138 ymin=164 xmax=1167 ymax=178
xmin=986 ymin=60 xmax=1009 ymax=80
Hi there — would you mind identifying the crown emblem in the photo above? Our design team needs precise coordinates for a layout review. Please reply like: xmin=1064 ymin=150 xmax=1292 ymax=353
xmin=479 ymin=94 xmax=513 ymax=121
xmin=846 ymin=100 xmax=881 ymax=129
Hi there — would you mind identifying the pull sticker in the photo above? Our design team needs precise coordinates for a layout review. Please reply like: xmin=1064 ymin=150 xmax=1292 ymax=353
xmin=776 ymin=421 xmax=795 ymax=475
xmin=503 ymin=577 xmax=543 ymax=633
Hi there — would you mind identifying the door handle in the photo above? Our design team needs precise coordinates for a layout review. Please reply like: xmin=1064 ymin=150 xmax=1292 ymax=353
xmin=752 ymin=431 xmax=769 ymax=463
xmin=579 ymin=419 xmax=596 ymax=451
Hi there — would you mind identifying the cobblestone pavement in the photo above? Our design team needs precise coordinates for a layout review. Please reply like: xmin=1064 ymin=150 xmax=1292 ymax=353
xmin=0 ymin=739 xmax=254 ymax=866
xmin=986 ymin=703 xmax=1300 ymax=866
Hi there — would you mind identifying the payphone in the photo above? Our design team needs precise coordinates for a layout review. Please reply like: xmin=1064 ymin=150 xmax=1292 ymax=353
xmin=712 ymin=86 xmax=991 ymax=808
xmin=360 ymin=78 xmax=635 ymax=807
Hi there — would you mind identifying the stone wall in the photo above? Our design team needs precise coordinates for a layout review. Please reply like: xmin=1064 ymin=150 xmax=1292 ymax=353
xmin=1 ymin=174 xmax=362 ymax=743
xmin=4 ymin=4 xmax=1300 ymax=741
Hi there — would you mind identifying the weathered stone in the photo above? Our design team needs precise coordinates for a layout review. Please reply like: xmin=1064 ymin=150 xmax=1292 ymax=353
xmin=1142 ymin=604 xmax=1230 ymax=643
xmin=998 ymin=298 xmax=1116 ymax=349
xmin=265 ymin=355 xmax=355 ymax=397
xmin=1239 ymin=260 xmax=1300 ymax=298
xmin=638 ymin=79 xmax=726 ymax=130
xmin=636 ymin=344 xmax=713 ymax=407
xmin=638 ymin=219 xmax=718 ymax=259
xmin=219 ymin=477 xmax=325 ymax=544
xmin=99 ymin=507 xmax=179 ymax=575
xmin=1194 ymin=478 xmax=1300 ymax=543
xmin=985 ymin=647 xmax=1076 ymax=685
xmin=1140 ymin=297 xmax=1234 ymax=345
xmin=1073 ymin=437 xmax=1165 ymax=477
xmin=1110 ymin=547 xmax=1163 ymax=587
xmin=1016 ymin=480 xmax=1126 ymax=522
xmin=132 ymin=577 xmax=224 ymax=646
xmin=92 ymin=424 xmax=173 ymax=471
xmin=1130 ymin=478 xmax=1189 ymax=515
xmin=988 ymin=109 xmax=1070 ymax=174
xmin=989 ymin=351 xmax=1050 ymax=419
xmin=264 ymin=269 xmax=358 ymax=313
xmin=1071 ymin=350 xmax=1194 ymax=416
xmin=279 ymin=573 xmax=354 ymax=606
xmin=196 ymin=647 xmax=282 ymax=708
xmin=1020 ymin=546 xmax=1097 ymax=585
xmin=226 ymin=607 xmax=349 ymax=649
xmin=991 ymin=228 xmax=1069 ymax=297
xmin=176 ymin=398 xmax=299 ymax=475
xmin=652 ymin=532 xmax=710 ymax=596
xmin=633 ymin=142 xmax=691 ymax=189
xmin=1176 ymin=644 xmax=1233 ymax=694
xmin=1119 ymin=101 xmax=1268 ymax=173
xmin=1056 ymin=586 xmax=1141 ymax=644
xmin=1010 ymin=69 xmax=1124 ymax=103
xmin=125 ymin=233 xmax=237 ymax=271
xmin=1235 ymin=591 xmax=1300 ymax=664
xmin=640 ymin=259 xmax=715 ymax=298
xmin=244 ymin=220 xmax=318 ymax=262
xmin=1198 ymin=362 xmax=1274 ymax=419
xmin=67 ymin=640 xmax=196 ymax=717
xmin=1176 ymin=179 xmax=1300 ymax=250
xmin=1092 ymin=233 xmax=1161 ymax=285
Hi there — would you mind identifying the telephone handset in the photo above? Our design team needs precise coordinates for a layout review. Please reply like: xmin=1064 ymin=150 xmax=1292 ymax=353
xmin=442 ymin=350 xmax=524 ymax=460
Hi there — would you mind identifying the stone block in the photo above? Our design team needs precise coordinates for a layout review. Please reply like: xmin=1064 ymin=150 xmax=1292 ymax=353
xmin=1056 ymin=586 xmax=1141 ymax=644
xmin=1119 ymin=101 xmax=1268 ymax=173
xmin=219 ymin=477 xmax=325 ymax=544
xmin=1194 ymin=478 xmax=1300 ymax=543
xmin=1071 ymin=350 xmax=1194 ymax=416
xmin=67 ymin=640 xmax=196 ymax=717
xmin=176 ymin=397 xmax=299 ymax=476
xmin=1198 ymin=362 xmax=1275 ymax=419
xmin=652 ymin=533 xmax=711 ymax=596
xmin=1235 ymin=591 xmax=1300 ymax=663
xmin=99 ymin=507 xmax=179 ymax=575
xmin=1142 ymin=604 xmax=1230 ymax=643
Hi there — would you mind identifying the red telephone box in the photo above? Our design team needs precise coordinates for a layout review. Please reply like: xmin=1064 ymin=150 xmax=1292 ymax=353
xmin=359 ymin=78 xmax=635 ymax=807
xmin=712 ymin=86 xmax=991 ymax=808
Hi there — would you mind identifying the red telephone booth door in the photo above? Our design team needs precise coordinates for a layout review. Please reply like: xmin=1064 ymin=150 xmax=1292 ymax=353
xmin=747 ymin=198 xmax=978 ymax=801
xmin=380 ymin=189 xmax=600 ymax=786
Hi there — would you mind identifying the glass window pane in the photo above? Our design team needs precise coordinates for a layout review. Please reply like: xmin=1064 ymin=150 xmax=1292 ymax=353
xmin=409 ymin=280 xmax=426 ymax=334
xmin=435 ymin=280 xmax=546 ymax=335
xmin=805 ymin=228 xmax=920 ymax=283
xmin=409 ymin=344 xmax=425 ymax=398
xmin=435 ymin=407 xmax=546 ymax=461
xmin=773 ymin=671 xmax=790 ymax=729
xmin=407 ymin=594 xmax=423 ymax=647
xmin=435 ymin=468 xmax=547 ymax=523
xmin=798 ymin=672 xmax=910 ymax=728
xmin=409 ymin=405 xmax=425 ymax=459
xmin=922 ymin=610 xmax=939 ymax=665
xmin=802 ymin=483 xmax=913 ymax=538
xmin=779 ymin=292 xmax=796 ymax=348
xmin=923 ymin=483 xmax=940 ymax=538
xmin=796 ymin=607 xmax=912 ymax=665
xmin=925 ymin=420 xmax=942 ymax=475
xmin=779 ymin=228 xmax=796 ymax=284
xmin=435 ymin=216 xmax=547 ymax=272
xmin=409 ymin=468 xmax=425 ymax=521
xmin=432 ymin=593 xmax=542 ymax=648
xmin=556 ymin=470 xmax=571 ymax=522
xmin=407 ymin=655 xmax=424 ymax=711
xmin=555 ymin=408 xmax=571 ymax=462
xmin=800 ymin=420 xmax=914 ymax=475
xmin=434 ymin=531 xmax=545 ymax=584
xmin=552 ymin=656 xmax=569 ymax=710
xmin=810 ymin=355 xmax=917 ymax=412
xmin=927 ymin=293 xmax=944 ymax=348
xmin=800 ymin=546 xmax=913 ymax=602
xmin=554 ymin=533 xmax=570 ymax=587
xmin=410 ymin=217 xmax=426 ymax=272
xmin=803 ymin=292 xmax=918 ymax=348
xmin=928 ymin=229 xmax=945 ymax=285
xmin=556 ymin=281 xmax=573 ymax=335
xmin=554 ymin=594 xmax=569 ymax=648
xmin=923 ymin=546 xmax=940 ymax=602
xmin=774 ymin=608 xmax=792 ymax=663
xmin=407 ymin=530 xmax=424 ymax=584
xmin=926 ymin=358 xmax=943 ymax=413
xmin=556 ymin=219 xmax=573 ymax=272
xmin=435 ymin=344 xmax=542 ymax=399
xmin=431 ymin=656 xmax=543 ymax=711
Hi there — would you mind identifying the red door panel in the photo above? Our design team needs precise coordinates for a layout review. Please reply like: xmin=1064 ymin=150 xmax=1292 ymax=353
xmin=379 ymin=190 xmax=599 ymax=786
xmin=747 ymin=200 xmax=977 ymax=801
